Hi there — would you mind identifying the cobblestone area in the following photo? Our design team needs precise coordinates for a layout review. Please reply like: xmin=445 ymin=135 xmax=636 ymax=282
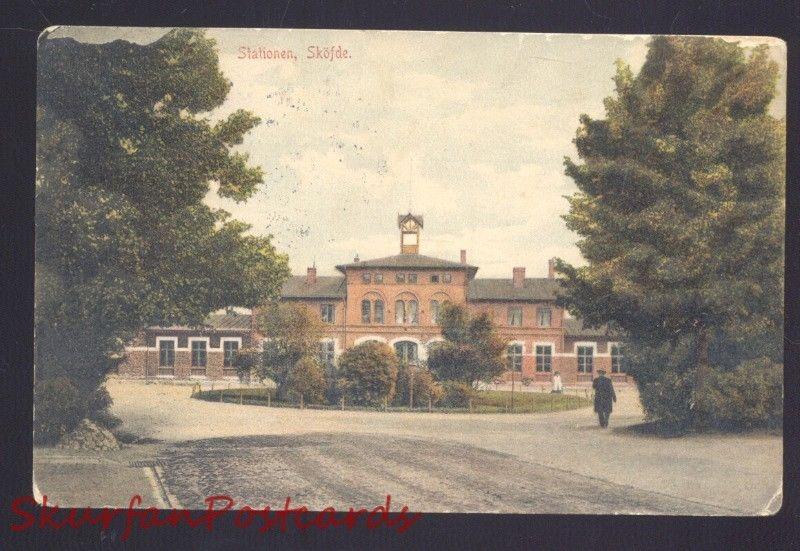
xmin=158 ymin=433 xmax=733 ymax=514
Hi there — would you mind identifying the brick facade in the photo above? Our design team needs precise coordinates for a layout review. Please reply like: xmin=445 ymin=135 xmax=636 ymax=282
xmin=118 ymin=214 xmax=626 ymax=385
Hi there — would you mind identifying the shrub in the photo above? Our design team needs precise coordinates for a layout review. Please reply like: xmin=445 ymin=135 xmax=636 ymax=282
xmin=337 ymin=342 xmax=398 ymax=406
xmin=692 ymin=358 xmax=782 ymax=430
xmin=233 ymin=347 xmax=261 ymax=382
xmin=440 ymin=381 xmax=476 ymax=408
xmin=282 ymin=356 xmax=326 ymax=404
xmin=34 ymin=377 xmax=86 ymax=445
xmin=522 ymin=377 xmax=533 ymax=387
xmin=394 ymin=364 xmax=444 ymax=407
xmin=630 ymin=339 xmax=783 ymax=431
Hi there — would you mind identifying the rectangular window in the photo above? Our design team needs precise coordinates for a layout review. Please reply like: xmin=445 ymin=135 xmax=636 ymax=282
xmin=318 ymin=341 xmax=335 ymax=371
xmin=535 ymin=345 xmax=552 ymax=372
xmin=408 ymin=273 xmax=418 ymax=284
xmin=537 ymin=308 xmax=552 ymax=327
xmin=361 ymin=299 xmax=371 ymax=324
xmin=375 ymin=273 xmax=383 ymax=283
xmin=506 ymin=343 xmax=523 ymax=372
xmin=191 ymin=340 xmax=207 ymax=374
xmin=577 ymin=346 xmax=594 ymax=373
xmin=508 ymin=307 xmax=522 ymax=326
xmin=396 ymin=273 xmax=405 ymax=283
xmin=611 ymin=344 xmax=624 ymax=373
xmin=158 ymin=340 xmax=175 ymax=375
xmin=443 ymin=273 xmax=452 ymax=283
xmin=223 ymin=340 xmax=239 ymax=369
xmin=430 ymin=274 xmax=440 ymax=283
xmin=361 ymin=272 xmax=371 ymax=284
xmin=321 ymin=303 xmax=335 ymax=323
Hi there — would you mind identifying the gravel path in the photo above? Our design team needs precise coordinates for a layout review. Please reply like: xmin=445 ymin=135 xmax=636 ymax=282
xmin=106 ymin=378 xmax=782 ymax=515
xmin=159 ymin=433 xmax=732 ymax=514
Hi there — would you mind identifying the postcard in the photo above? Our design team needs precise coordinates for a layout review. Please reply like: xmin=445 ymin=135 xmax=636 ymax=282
xmin=31 ymin=27 xmax=785 ymax=519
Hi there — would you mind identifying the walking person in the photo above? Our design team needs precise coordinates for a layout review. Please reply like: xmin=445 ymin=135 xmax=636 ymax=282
xmin=592 ymin=369 xmax=616 ymax=428
xmin=551 ymin=371 xmax=563 ymax=393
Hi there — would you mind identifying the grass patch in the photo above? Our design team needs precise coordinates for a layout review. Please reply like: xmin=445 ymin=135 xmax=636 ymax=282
xmin=193 ymin=387 xmax=590 ymax=414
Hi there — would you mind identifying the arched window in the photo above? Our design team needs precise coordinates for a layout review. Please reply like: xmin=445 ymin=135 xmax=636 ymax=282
xmin=394 ymin=341 xmax=419 ymax=364
xmin=408 ymin=300 xmax=419 ymax=325
xmin=430 ymin=300 xmax=440 ymax=325
xmin=374 ymin=300 xmax=384 ymax=324
xmin=395 ymin=300 xmax=405 ymax=324
xmin=361 ymin=299 xmax=371 ymax=324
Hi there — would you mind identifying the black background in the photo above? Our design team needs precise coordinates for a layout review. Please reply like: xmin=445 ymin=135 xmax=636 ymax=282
xmin=2 ymin=1 xmax=798 ymax=548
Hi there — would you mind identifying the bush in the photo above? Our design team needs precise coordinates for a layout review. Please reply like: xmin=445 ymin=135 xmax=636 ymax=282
xmin=693 ymin=358 xmax=782 ymax=430
xmin=337 ymin=342 xmax=398 ymax=406
xmin=440 ymin=381 xmax=476 ymax=408
xmin=394 ymin=365 xmax=444 ymax=407
xmin=34 ymin=377 xmax=86 ymax=445
xmin=233 ymin=347 xmax=261 ymax=382
xmin=522 ymin=377 xmax=533 ymax=387
xmin=631 ymin=338 xmax=783 ymax=431
xmin=282 ymin=356 xmax=326 ymax=404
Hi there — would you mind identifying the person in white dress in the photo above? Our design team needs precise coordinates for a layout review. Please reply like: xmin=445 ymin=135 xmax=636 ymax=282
xmin=551 ymin=371 xmax=563 ymax=393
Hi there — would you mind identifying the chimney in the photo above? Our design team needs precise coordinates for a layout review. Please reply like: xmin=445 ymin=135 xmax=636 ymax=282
xmin=460 ymin=249 xmax=467 ymax=264
xmin=548 ymin=258 xmax=556 ymax=279
xmin=306 ymin=266 xmax=317 ymax=285
xmin=513 ymin=267 xmax=525 ymax=289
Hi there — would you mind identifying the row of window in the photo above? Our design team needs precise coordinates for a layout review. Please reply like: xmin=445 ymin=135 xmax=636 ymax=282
xmin=508 ymin=307 xmax=551 ymax=327
xmin=326 ymin=301 xmax=552 ymax=327
xmin=157 ymin=340 xmax=239 ymax=375
xmin=505 ymin=343 xmax=625 ymax=373
xmin=361 ymin=272 xmax=453 ymax=285
xmin=158 ymin=339 xmax=623 ymax=375
xmin=359 ymin=299 xmax=443 ymax=325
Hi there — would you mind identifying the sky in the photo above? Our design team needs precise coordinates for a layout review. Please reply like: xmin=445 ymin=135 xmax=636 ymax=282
xmin=49 ymin=27 xmax=787 ymax=278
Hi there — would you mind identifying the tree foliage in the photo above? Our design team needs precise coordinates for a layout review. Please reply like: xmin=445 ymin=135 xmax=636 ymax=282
xmin=556 ymin=36 xmax=784 ymax=429
xmin=427 ymin=302 xmax=506 ymax=386
xmin=337 ymin=342 xmax=398 ymax=406
xmin=393 ymin=365 xmax=444 ymax=407
xmin=253 ymin=302 xmax=325 ymax=395
xmin=35 ymin=30 xmax=290 ymax=424
xmin=283 ymin=356 xmax=327 ymax=404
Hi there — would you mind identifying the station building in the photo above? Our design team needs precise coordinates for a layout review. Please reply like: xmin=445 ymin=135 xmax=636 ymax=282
xmin=118 ymin=214 xmax=625 ymax=385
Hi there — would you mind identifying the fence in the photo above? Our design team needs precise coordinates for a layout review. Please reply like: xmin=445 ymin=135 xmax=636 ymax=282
xmin=192 ymin=388 xmax=592 ymax=414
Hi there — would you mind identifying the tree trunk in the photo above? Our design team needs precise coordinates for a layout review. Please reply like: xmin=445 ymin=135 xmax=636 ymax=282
xmin=695 ymin=323 xmax=710 ymax=388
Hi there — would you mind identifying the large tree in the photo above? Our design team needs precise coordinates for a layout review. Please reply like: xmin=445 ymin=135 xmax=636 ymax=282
xmin=556 ymin=37 xmax=784 ymax=427
xmin=36 ymin=30 xmax=290 ymax=420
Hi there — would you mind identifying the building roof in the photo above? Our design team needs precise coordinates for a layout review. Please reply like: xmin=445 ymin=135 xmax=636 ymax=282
xmin=563 ymin=318 xmax=615 ymax=338
xmin=398 ymin=213 xmax=423 ymax=228
xmin=281 ymin=275 xmax=347 ymax=299
xmin=335 ymin=253 xmax=478 ymax=276
xmin=148 ymin=311 xmax=251 ymax=331
xmin=468 ymin=277 xmax=562 ymax=301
